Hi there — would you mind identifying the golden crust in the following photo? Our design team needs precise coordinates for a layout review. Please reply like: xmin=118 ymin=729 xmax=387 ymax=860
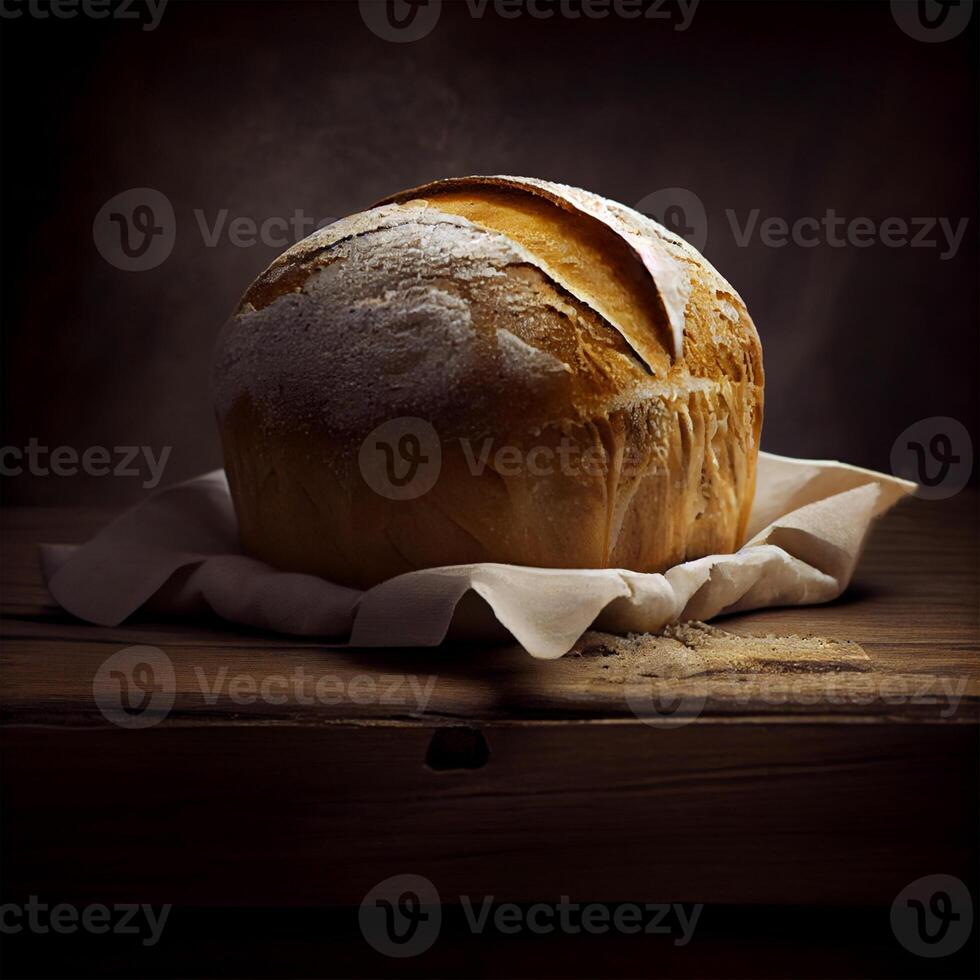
xmin=213 ymin=176 xmax=764 ymax=589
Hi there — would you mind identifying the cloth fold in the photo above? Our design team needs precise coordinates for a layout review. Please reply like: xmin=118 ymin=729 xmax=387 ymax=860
xmin=41 ymin=452 xmax=915 ymax=659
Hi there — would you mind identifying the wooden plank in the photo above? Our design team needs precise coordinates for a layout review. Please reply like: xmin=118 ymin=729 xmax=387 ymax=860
xmin=1 ymin=721 xmax=975 ymax=908
xmin=1 ymin=632 xmax=977 ymax=725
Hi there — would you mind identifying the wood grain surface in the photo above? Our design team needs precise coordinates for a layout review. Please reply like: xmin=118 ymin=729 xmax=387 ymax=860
xmin=1 ymin=492 xmax=977 ymax=916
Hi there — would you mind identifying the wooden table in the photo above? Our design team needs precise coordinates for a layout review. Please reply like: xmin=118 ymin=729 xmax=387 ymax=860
xmin=1 ymin=493 xmax=977 ymax=978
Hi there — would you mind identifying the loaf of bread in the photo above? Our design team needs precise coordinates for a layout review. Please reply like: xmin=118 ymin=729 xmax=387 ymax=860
xmin=212 ymin=176 xmax=764 ymax=589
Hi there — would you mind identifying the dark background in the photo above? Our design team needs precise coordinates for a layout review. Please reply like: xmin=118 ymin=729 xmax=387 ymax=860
xmin=1 ymin=0 xmax=977 ymax=505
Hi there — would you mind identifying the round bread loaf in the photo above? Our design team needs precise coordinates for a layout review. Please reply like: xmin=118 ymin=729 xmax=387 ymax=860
xmin=212 ymin=176 xmax=764 ymax=589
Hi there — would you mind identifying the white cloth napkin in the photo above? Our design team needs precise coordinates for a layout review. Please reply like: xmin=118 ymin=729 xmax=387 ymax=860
xmin=40 ymin=453 xmax=915 ymax=659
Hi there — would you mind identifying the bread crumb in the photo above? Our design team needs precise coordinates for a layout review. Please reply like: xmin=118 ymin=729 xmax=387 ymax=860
xmin=570 ymin=621 xmax=869 ymax=682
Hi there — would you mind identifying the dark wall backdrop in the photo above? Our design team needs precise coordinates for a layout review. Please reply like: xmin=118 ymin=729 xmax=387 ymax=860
xmin=2 ymin=0 xmax=977 ymax=504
